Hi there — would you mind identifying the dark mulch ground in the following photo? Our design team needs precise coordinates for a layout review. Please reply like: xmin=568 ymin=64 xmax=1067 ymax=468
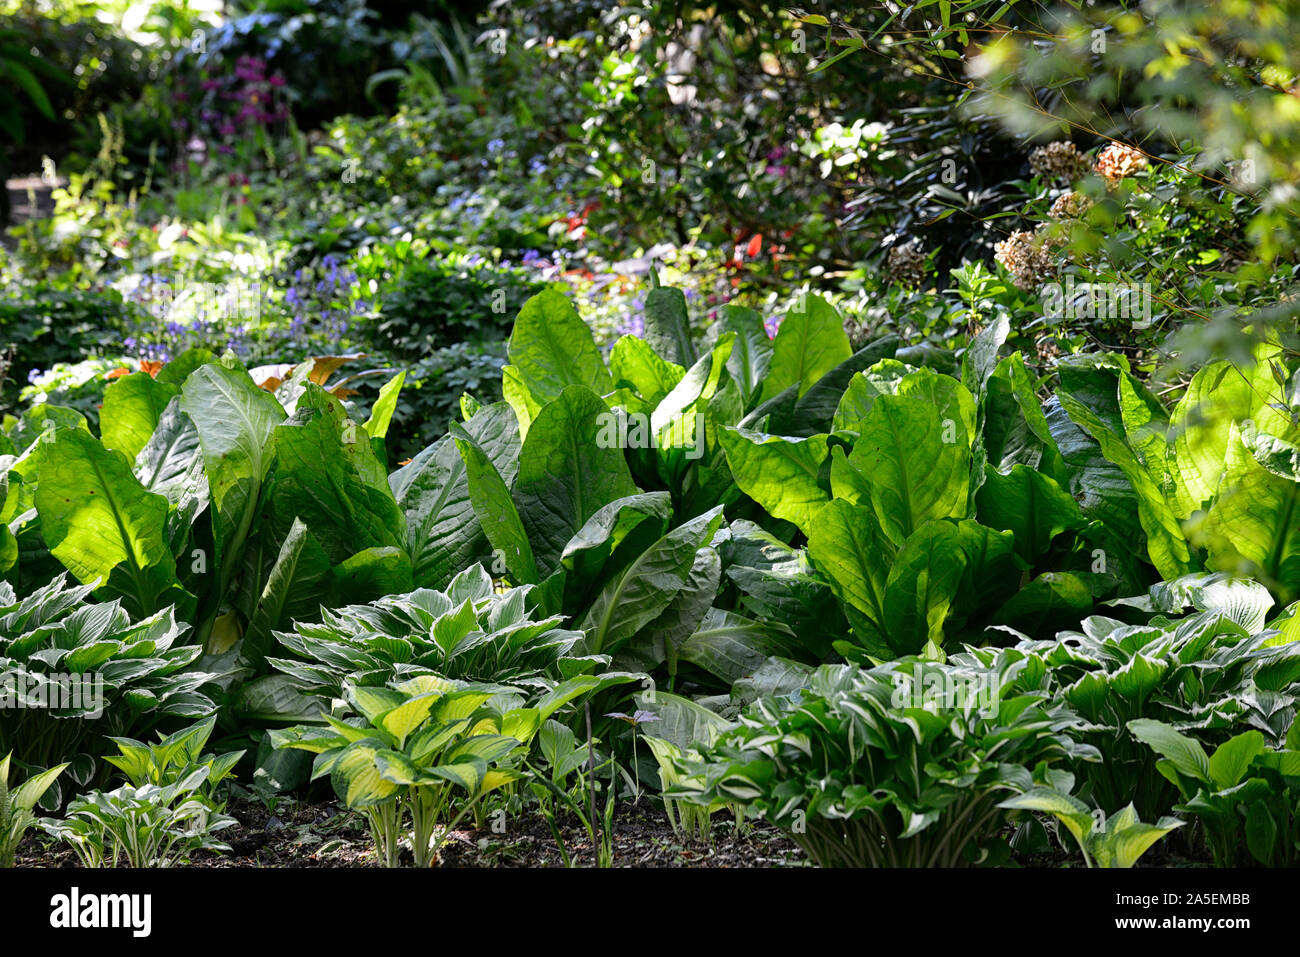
xmin=15 ymin=795 xmax=808 ymax=869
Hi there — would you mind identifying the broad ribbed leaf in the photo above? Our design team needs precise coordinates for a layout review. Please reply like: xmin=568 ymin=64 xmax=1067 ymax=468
xmin=514 ymin=386 xmax=639 ymax=577
xmin=976 ymin=465 xmax=1086 ymax=562
xmin=851 ymin=394 xmax=970 ymax=546
xmin=101 ymin=372 xmax=178 ymax=460
xmin=580 ymin=506 xmax=725 ymax=655
xmin=760 ymin=294 xmax=851 ymax=402
xmin=507 ymin=290 xmax=613 ymax=413
xmin=719 ymin=427 xmax=830 ymax=534
xmin=393 ymin=401 xmax=518 ymax=589
xmin=270 ymin=386 xmax=404 ymax=564
xmin=881 ymin=520 xmax=967 ymax=655
xmin=36 ymin=429 xmax=182 ymax=617
xmin=180 ymin=360 xmax=286 ymax=570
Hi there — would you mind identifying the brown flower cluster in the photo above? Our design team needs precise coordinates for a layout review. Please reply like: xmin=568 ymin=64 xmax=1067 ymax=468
xmin=1029 ymin=141 xmax=1091 ymax=184
xmin=1094 ymin=143 xmax=1148 ymax=186
xmin=994 ymin=228 xmax=1058 ymax=290
xmin=1049 ymin=190 xmax=1092 ymax=220
xmin=886 ymin=241 xmax=927 ymax=288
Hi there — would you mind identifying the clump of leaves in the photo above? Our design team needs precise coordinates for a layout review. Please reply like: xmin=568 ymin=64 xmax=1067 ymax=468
xmin=999 ymin=769 xmax=1183 ymax=868
xmin=40 ymin=772 xmax=237 ymax=867
xmin=1130 ymin=717 xmax=1300 ymax=867
xmin=269 ymin=564 xmax=596 ymax=694
xmin=982 ymin=573 xmax=1300 ymax=819
xmin=0 ymin=752 xmax=66 ymax=867
xmin=103 ymin=715 xmax=244 ymax=812
xmin=0 ymin=575 xmax=215 ymax=797
xmin=271 ymin=676 xmax=546 ymax=867
xmin=667 ymin=658 xmax=1097 ymax=867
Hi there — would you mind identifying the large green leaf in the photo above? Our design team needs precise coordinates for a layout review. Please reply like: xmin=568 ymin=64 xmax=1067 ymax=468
xmin=718 ymin=426 xmax=830 ymax=534
xmin=506 ymin=290 xmax=613 ymax=415
xmin=759 ymin=294 xmax=851 ymax=403
xmin=560 ymin=491 xmax=672 ymax=586
xmin=851 ymin=394 xmax=970 ymax=546
xmin=983 ymin=352 xmax=1058 ymax=472
xmin=179 ymin=360 xmax=286 ymax=573
xmin=100 ymin=372 xmax=178 ymax=461
xmin=1200 ymin=427 xmax=1300 ymax=597
xmin=788 ymin=335 xmax=900 ymax=436
xmin=881 ymin=520 xmax=967 ymax=655
xmin=677 ymin=606 xmax=795 ymax=684
xmin=451 ymin=421 xmax=539 ymax=584
xmin=393 ymin=402 xmax=519 ymax=589
xmin=1057 ymin=375 xmax=1192 ymax=580
xmin=976 ymin=465 xmax=1086 ymax=562
xmin=36 ymin=429 xmax=183 ymax=617
xmin=609 ymin=336 xmax=684 ymax=408
xmin=269 ymin=386 xmax=404 ymax=565
xmin=806 ymin=498 xmax=895 ymax=631
xmin=721 ymin=305 xmax=773 ymax=408
xmin=242 ymin=518 xmax=332 ymax=665
xmin=1171 ymin=346 xmax=1286 ymax=517
xmin=642 ymin=286 xmax=698 ymax=368
xmin=514 ymin=386 xmax=639 ymax=577
xmin=1127 ymin=719 xmax=1212 ymax=784
xmin=363 ymin=370 xmax=407 ymax=440
xmin=579 ymin=506 xmax=726 ymax=655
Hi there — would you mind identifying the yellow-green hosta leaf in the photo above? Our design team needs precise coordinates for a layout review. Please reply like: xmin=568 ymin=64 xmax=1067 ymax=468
xmin=999 ymin=788 xmax=1095 ymax=850
xmin=397 ymin=674 xmax=457 ymax=697
xmin=374 ymin=749 xmax=434 ymax=787
xmin=427 ymin=758 xmax=487 ymax=793
xmin=11 ymin=762 xmax=67 ymax=811
xmin=433 ymin=689 xmax=497 ymax=722
xmin=499 ymin=708 xmax=541 ymax=744
xmin=1102 ymin=815 xmax=1185 ymax=868
xmin=348 ymin=685 xmax=408 ymax=724
xmin=480 ymin=768 xmax=524 ymax=796
xmin=447 ymin=734 xmax=519 ymax=765
xmin=379 ymin=695 xmax=439 ymax=749
xmin=332 ymin=745 xmax=400 ymax=807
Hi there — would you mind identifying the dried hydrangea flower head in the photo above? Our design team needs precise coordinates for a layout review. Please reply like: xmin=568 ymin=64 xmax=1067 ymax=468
xmin=1049 ymin=190 xmax=1092 ymax=220
xmin=994 ymin=228 xmax=1058 ymax=290
xmin=1094 ymin=143 xmax=1148 ymax=186
xmin=886 ymin=240 xmax=927 ymax=288
xmin=1029 ymin=141 xmax=1091 ymax=184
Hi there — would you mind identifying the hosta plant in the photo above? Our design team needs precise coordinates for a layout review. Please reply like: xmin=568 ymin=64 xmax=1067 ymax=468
xmin=999 ymin=770 xmax=1184 ymax=868
xmin=980 ymin=573 xmax=1300 ymax=818
xmin=1130 ymin=717 xmax=1300 ymax=867
xmin=40 ymin=770 xmax=237 ymax=867
xmin=272 ymin=676 xmax=553 ymax=867
xmin=0 ymin=575 xmax=216 ymax=795
xmin=0 ymin=752 xmax=66 ymax=867
xmin=666 ymin=658 xmax=1097 ymax=867
xmin=269 ymin=564 xmax=596 ymax=695
xmin=103 ymin=716 xmax=244 ymax=812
